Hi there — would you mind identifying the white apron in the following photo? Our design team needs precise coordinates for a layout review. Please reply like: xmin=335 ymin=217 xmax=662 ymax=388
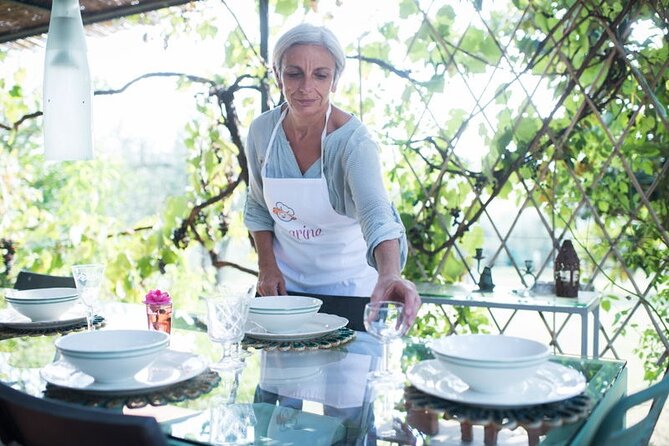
xmin=261 ymin=105 xmax=377 ymax=296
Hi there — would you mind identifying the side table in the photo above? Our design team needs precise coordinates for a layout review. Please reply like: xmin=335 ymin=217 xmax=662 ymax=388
xmin=417 ymin=283 xmax=601 ymax=358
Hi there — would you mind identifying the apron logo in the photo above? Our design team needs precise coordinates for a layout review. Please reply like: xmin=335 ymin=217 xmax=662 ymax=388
xmin=289 ymin=225 xmax=323 ymax=240
xmin=272 ymin=202 xmax=297 ymax=222
xmin=272 ymin=201 xmax=324 ymax=240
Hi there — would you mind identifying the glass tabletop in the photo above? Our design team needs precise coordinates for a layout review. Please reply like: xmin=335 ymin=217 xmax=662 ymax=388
xmin=0 ymin=302 xmax=625 ymax=445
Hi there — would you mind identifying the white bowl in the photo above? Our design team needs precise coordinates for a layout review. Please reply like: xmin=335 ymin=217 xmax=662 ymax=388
xmin=432 ymin=351 xmax=546 ymax=369
xmin=429 ymin=334 xmax=549 ymax=394
xmin=7 ymin=287 xmax=78 ymax=301
xmin=248 ymin=296 xmax=322 ymax=333
xmin=5 ymin=289 xmax=79 ymax=321
xmin=249 ymin=296 xmax=322 ymax=312
xmin=55 ymin=330 xmax=169 ymax=383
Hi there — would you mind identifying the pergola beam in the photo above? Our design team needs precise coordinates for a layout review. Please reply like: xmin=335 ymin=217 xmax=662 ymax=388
xmin=0 ymin=0 xmax=198 ymax=44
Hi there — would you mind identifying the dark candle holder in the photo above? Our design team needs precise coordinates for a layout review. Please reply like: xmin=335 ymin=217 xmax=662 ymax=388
xmin=523 ymin=260 xmax=537 ymax=287
xmin=473 ymin=248 xmax=495 ymax=292
xmin=474 ymin=248 xmax=485 ymax=274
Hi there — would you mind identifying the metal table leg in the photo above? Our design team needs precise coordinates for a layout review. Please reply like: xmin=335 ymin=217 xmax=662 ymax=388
xmin=581 ymin=309 xmax=588 ymax=357
xmin=593 ymin=305 xmax=600 ymax=358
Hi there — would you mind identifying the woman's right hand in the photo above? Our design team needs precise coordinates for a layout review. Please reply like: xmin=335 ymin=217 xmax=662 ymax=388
xmin=257 ymin=265 xmax=287 ymax=296
xmin=252 ymin=231 xmax=287 ymax=296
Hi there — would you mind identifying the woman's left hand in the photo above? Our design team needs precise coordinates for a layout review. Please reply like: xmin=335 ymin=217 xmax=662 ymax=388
xmin=371 ymin=275 xmax=421 ymax=331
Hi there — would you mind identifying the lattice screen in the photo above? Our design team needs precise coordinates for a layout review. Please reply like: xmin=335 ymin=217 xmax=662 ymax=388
xmin=378 ymin=0 xmax=668 ymax=363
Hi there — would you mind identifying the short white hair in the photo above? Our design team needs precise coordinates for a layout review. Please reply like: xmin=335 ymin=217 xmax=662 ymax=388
xmin=272 ymin=23 xmax=346 ymax=84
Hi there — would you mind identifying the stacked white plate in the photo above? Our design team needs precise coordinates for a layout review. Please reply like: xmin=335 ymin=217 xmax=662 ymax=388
xmin=428 ymin=334 xmax=549 ymax=394
xmin=249 ymin=296 xmax=322 ymax=333
xmin=5 ymin=287 xmax=79 ymax=321
xmin=55 ymin=329 xmax=169 ymax=383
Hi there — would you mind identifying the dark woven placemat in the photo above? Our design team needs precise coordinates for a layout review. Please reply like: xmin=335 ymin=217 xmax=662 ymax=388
xmin=0 ymin=315 xmax=106 ymax=340
xmin=44 ymin=369 xmax=221 ymax=409
xmin=404 ymin=385 xmax=592 ymax=430
xmin=242 ymin=327 xmax=355 ymax=351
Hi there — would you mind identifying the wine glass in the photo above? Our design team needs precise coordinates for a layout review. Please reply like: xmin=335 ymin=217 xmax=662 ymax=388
xmin=209 ymin=367 xmax=255 ymax=445
xmin=71 ymin=263 xmax=105 ymax=331
xmin=209 ymin=402 xmax=256 ymax=445
xmin=362 ymin=380 xmax=415 ymax=445
xmin=364 ymin=301 xmax=406 ymax=383
xmin=206 ymin=283 xmax=256 ymax=371
xmin=521 ymin=260 xmax=537 ymax=297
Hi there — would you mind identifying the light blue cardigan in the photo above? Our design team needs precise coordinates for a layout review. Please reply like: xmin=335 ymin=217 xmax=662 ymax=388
xmin=243 ymin=106 xmax=408 ymax=270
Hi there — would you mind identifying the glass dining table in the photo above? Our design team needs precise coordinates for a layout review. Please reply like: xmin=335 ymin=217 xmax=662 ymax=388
xmin=0 ymin=301 xmax=627 ymax=446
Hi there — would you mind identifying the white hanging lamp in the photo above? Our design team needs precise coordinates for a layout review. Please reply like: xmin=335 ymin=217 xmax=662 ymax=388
xmin=43 ymin=0 xmax=93 ymax=161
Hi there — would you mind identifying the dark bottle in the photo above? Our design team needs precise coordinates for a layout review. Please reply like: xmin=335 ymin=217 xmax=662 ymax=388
xmin=554 ymin=240 xmax=580 ymax=297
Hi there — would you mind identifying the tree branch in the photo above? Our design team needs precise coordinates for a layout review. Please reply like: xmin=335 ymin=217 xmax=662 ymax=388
xmin=108 ymin=225 xmax=154 ymax=238
xmin=210 ymin=258 xmax=258 ymax=276
xmin=96 ymin=72 xmax=216 ymax=95
xmin=349 ymin=55 xmax=428 ymax=86
xmin=1 ymin=72 xmax=217 ymax=132
xmin=1 ymin=111 xmax=43 ymax=132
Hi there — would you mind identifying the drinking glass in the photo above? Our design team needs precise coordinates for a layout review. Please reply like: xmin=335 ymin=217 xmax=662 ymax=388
xmin=206 ymin=283 xmax=256 ymax=370
xmin=209 ymin=367 xmax=255 ymax=445
xmin=362 ymin=380 xmax=414 ymax=445
xmin=521 ymin=259 xmax=537 ymax=297
xmin=209 ymin=402 xmax=256 ymax=445
xmin=363 ymin=301 xmax=406 ymax=383
xmin=71 ymin=263 xmax=105 ymax=331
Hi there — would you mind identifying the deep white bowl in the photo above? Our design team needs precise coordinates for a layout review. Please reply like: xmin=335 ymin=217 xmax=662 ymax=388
xmin=432 ymin=351 xmax=546 ymax=369
xmin=55 ymin=330 xmax=169 ymax=383
xmin=429 ymin=334 xmax=549 ymax=394
xmin=248 ymin=296 xmax=322 ymax=333
xmin=5 ymin=288 xmax=79 ymax=321
xmin=7 ymin=287 xmax=78 ymax=301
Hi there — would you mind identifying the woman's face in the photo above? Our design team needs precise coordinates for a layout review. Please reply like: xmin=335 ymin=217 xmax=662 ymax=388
xmin=277 ymin=44 xmax=337 ymax=116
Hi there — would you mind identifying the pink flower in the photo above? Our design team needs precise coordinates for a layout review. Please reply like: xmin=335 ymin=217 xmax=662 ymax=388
xmin=144 ymin=289 xmax=171 ymax=305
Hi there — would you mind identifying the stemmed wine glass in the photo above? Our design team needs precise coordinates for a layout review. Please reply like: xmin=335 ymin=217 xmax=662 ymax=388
xmin=71 ymin=263 xmax=105 ymax=331
xmin=364 ymin=301 xmax=406 ymax=383
xmin=362 ymin=380 xmax=415 ymax=445
xmin=521 ymin=259 xmax=537 ymax=297
xmin=209 ymin=367 xmax=256 ymax=445
xmin=206 ymin=283 xmax=256 ymax=371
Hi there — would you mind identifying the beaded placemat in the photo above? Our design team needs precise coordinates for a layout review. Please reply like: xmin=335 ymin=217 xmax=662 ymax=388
xmin=44 ymin=369 xmax=221 ymax=409
xmin=242 ymin=327 xmax=355 ymax=351
xmin=0 ymin=315 xmax=106 ymax=340
xmin=404 ymin=386 xmax=591 ymax=445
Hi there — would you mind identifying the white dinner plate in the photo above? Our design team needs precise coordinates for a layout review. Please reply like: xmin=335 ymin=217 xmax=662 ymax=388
xmin=41 ymin=350 xmax=207 ymax=394
xmin=0 ymin=307 xmax=87 ymax=329
xmin=245 ymin=313 xmax=348 ymax=341
xmin=407 ymin=359 xmax=586 ymax=408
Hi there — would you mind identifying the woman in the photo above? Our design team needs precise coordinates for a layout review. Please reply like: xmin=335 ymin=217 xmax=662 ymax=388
xmin=244 ymin=23 xmax=420 ymax=326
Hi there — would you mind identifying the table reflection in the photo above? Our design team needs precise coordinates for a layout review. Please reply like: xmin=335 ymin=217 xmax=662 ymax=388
xmin=0 ymin=303 xmax=626 ymax=446
xmin=254 ymin=347 xmax=377 ymax=445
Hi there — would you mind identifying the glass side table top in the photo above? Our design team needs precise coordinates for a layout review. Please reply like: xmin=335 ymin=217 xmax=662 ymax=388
xmin=416 ymin=282 xmax=600 ymax=309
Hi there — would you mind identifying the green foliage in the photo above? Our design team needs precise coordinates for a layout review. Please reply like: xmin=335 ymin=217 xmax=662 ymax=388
xmin=635 ymin=291 xmax=669 ymax=382
xmin=274 ymin=0 xmax=299 ymax=16
xmin=399 ymin=0 xmax=418 ymax=19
